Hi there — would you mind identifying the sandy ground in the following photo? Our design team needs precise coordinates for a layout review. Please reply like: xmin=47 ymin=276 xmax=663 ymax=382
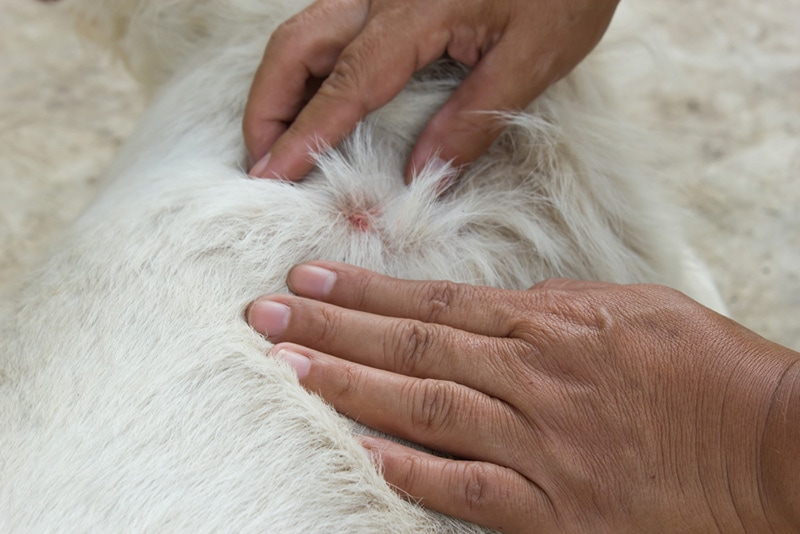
xmin=1 ymin=0 xmax=798 ymax=349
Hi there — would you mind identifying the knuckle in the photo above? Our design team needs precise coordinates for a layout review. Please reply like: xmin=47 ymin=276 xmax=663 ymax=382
xmin=397 ymin=452 xmax=425 ymax=492
xmin=415 ymin=280 xmax=461 ymax=323
xmin=509 ymin=291 xmax=571 ymax=343
xmin=530 ymin=286 xmax=584 ymax=320
xmin=267 ymin=5 xmax=328 ymax=56
xmin=626 ymin=283 xmax=701 ymax=323
xmin=515 ymin=287 xmax=616 ymax=348
xmin=461 ymin=463 xmax=492 ymax=513
xmin=335 ymin=361 xmax=365 ymax=402
xmin=320 ymin=51 xmax=370 ymax=111
xmin=269 ymin=16 xmax=304 ymax=49
xmin=408 ymin=379 xmax=456 ymax=434
xmin=352 ymin=270 xmax=380 ymax=311
xmin=388 ymin=320 xmax=434 ymax=375
xmin=316 ymin=305 xmax=342 ymax=346
xmin=639 ymin=283 xmax=687 ymax=305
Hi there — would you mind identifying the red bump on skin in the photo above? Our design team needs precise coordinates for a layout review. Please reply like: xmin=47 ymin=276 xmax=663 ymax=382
xmin=347 ymin=211 xmax=371 ymax=231
xmin=345 ymin=205 xmax=381 ymax=232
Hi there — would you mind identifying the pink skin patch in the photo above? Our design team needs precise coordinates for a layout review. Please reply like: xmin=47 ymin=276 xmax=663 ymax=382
xmin=345 ymin=206 xmax=382 ymax=232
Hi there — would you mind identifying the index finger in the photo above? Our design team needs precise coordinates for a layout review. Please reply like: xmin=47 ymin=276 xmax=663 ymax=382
xmin=243 ymin=1 xmax=370 ymax=169
xmin=249 ymin=17 xmax=425 ymax=181
xmin=286 ymin=261 xmax=520 ymax=337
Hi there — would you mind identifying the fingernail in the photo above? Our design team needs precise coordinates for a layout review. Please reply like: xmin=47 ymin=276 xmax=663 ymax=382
xmin=273 ymin=348 xmax=311 ymax=380
xmin=248 ymin=152 xmax=272 ymax=179
xmin=358 ymin=436 xmax=383 ymax=466
xmin=407 ymin=152 xmax=447 ymax=185
xmin=359 ymin=435 xmax=380 ymax=450
xmin=288 ymin=265 xmax=336 ymax=299
xmin=249 ymin=300 xmax=290 ymax=338
xmin=425 ymin=156 xmax=448 ymax=171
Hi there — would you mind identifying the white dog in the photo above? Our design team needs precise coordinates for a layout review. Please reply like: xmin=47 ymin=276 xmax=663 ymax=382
xmin=0 ymin=0 xmax=724 ymax=531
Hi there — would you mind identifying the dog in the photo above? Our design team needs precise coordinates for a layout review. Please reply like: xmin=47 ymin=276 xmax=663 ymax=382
xmin=1 ymin=0 xmax=724 ymax=530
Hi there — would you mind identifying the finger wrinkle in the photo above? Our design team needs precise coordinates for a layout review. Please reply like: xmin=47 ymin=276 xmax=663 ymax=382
xmin=390 ymin=320 xmax=434 ymax=376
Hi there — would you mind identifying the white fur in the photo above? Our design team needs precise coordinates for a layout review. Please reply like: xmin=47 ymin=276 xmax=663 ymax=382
xmin=0 ymin=0 xmax=725 ymax=531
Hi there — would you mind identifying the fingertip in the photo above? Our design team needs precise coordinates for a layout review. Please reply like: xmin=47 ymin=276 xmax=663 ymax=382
xmin=359 ymin=435 xmax=414 ymax=474
xmin=248 ymin=152 xmax=272 ymax=179
xmin=406 ymin=133 xmax=452 ymax=186
xmin=403 ymin=159 xmax=415 ymax=185
xmin=406 ymin=145 xmax=464 ymax=196
xmin=405 ymin=146 xmax=431 ymax=185
xmin=361 ymin=437 xmax=428 ymax=493
xmin=358 ymin=435 xmax=389 ymax=459
xmin=408 ymin=113 xmax=486 ymax=186
xmin=270 ymin=345 xmax=312 ymax=380
xmin=412 ymin=45 xmax=547 ymax=177
xmin=248 ymin=298 xmax=291 ymax=339
xmin=250 ymin=137 xmax=315 ymax=181
xmin=244 ymin=119 xmax=290 ymax=177
xmin=287 ymin=264 xmax=337 ymax=299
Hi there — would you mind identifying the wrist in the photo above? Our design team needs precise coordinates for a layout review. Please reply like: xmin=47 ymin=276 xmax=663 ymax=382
xmin=693 ymin=324 xmax=799 ymax=531
xmin=760 ymin=355 xmax=800 ymax=531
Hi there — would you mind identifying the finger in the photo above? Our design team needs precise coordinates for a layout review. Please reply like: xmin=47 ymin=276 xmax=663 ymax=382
xmin=252 ymin=12 xmax=439 ymax=181
xmin=270 ymin=343 xmax=520 ymax=463
xmin=285 ymin=261 xmax=519 ymax=337
xmin=244 ymin=0 xmax=370 ymax=171
xmin=248 ymin=295 xmax=517 ymax=398
xmin=360 ymin=436 xmax=553 ymax=532
xmin=406 ymin=35 xmax=555 ymax=182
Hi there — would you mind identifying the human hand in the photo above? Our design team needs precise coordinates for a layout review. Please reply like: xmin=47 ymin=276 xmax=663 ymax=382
xmin=244 ymin=0 xmax=620 ymax=182
xmin=247 ymin=262 xmax=800 ymax=532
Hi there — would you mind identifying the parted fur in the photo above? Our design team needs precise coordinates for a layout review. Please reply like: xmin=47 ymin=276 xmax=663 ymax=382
xmin=0 ymin=0 xmax=724 ymax=531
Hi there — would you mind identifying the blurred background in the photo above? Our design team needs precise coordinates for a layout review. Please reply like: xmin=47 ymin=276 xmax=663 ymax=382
xmin=1 ymin=0 xmax=797 ymax=349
